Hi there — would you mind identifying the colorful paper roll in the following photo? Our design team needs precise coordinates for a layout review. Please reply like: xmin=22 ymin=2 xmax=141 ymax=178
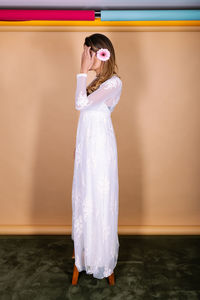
xmin=0 ymin=0 xmax=200 ymax=9
xmin=101 ymin=10 xmax=200 ymax=21
xmin=1 ymin=18 xmax=200 ymax=28
xmin=0 ymin=9 xmax=95 ymax=21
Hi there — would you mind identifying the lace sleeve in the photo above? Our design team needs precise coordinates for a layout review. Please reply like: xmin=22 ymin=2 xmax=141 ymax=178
xmin=75 ymin=73 xmax=122 ymax=111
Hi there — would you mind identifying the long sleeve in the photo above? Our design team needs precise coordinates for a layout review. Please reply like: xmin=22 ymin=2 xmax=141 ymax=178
xmin=75 ymin=73 xmax=122 ymax=111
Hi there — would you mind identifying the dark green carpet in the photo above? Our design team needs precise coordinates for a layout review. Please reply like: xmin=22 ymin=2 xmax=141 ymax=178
xmin=0 ymin=235 xmax=199 ymax=300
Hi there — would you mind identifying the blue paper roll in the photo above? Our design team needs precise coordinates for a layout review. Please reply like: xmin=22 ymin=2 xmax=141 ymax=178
xmin=101 ymin=10 xmax=200 ymax=21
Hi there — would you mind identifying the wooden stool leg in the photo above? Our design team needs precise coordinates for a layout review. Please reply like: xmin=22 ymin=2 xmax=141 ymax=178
xmin=72 ymin=246 xmax=79 ymax=285
xmin=72 ymin=247 xmax=75 ymax=259
xmin=72 ymin=263 xmax=79 ymax=285
xmin=108 ymin=272 xmax=115 ymax=285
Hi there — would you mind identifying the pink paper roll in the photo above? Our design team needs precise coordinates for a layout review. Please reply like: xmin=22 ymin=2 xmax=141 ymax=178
xmin=0 ymin=9 xmax=95 ymax=21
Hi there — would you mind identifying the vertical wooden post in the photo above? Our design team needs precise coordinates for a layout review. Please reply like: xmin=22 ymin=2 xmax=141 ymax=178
xmin=72 ymin=263 xmax=79 ymax=285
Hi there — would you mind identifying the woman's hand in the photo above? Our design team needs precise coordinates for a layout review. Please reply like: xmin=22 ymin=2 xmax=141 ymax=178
xmin=80 ymin=45 xmax=96 ymax=74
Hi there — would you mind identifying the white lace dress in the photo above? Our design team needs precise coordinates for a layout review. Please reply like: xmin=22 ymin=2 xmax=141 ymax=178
xmin=71 ymin=73 xmax=122 ymax=279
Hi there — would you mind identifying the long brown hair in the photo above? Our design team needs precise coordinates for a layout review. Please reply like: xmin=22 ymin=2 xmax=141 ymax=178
xmin=84 ymin=33 xmax=121 ymax=96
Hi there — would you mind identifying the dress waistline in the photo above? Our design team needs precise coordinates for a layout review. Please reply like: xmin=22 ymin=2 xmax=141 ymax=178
xmin=80 ymin=109 xmax=111 ymax=117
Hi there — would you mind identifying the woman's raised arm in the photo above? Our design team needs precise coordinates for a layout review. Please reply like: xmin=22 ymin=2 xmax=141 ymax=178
xmin=75 ymin=73 xmax=122 ymax=111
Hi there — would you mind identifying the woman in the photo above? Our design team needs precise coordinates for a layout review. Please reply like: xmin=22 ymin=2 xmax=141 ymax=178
xmin=71 ymin=33 xmax=122 ymax=280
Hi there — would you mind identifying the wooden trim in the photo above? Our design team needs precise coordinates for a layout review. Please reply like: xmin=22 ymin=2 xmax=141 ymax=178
xmin=0 ymin=225 xmax=199 ymax=235
xmin=1 ymin=26 xmax=200 ymax=32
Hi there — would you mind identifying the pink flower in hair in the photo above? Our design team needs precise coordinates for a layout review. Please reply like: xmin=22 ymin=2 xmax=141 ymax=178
xmin=96 ymin=48 xmax=110 ymax=61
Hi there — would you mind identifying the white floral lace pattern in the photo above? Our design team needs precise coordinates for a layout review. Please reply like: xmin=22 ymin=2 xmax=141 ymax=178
xmin=101 ymin=77 xmax=118 ymax=89
xmin=76 ymin=90 xmax=89 ymax=109
xmin=97 ymin=174 xmax=110 ymax=196
xmin=74 ymin=215 xmax=83 ymax=239
xmin=71 ymin=73 xmax=122 ymax=279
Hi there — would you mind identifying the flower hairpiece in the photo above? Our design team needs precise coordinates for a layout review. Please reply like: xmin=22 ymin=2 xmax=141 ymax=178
xmin=96 ymin=48 xmax=110 ymax=61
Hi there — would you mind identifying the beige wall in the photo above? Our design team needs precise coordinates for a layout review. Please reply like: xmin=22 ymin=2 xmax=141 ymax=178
xmin=0 ymin=30 xmax=200 ymax=234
